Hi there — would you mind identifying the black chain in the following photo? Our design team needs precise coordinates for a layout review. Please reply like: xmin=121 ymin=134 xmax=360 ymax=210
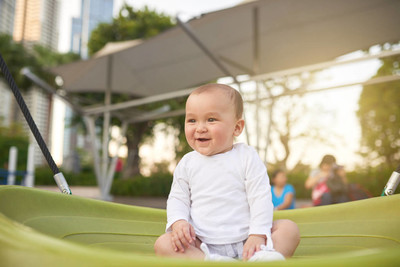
xmin=0 ymin=53 xmax=60 ymax=175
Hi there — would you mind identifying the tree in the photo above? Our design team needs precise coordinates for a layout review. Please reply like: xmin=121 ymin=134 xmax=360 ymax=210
xmin=88 ymin=4 xmax=174 ymax=56
xmin=0 ymin=34 xmax=79 ymax=88
xmin=1 ymin=34 xmax=80 ymax=172
xmin=0 ymin=123 xmax=29 ymax=171
xmin=0 ymin=34 xmax=38 ymax=89
xmin=86 ymin=5 xmax=178 ymax=178
xmin=260 ymin=73 xmax=341 ymax=171
xmin=357 ymin=54 xmax=400 ymax=168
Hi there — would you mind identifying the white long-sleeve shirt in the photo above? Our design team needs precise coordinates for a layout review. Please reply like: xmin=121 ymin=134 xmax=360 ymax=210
xmin=166 ymin=143 xmax=273 ymax=245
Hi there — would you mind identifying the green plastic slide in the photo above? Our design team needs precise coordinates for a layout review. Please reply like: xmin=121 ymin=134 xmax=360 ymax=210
xmin=0 ymin=185 xmax=399 ymax=266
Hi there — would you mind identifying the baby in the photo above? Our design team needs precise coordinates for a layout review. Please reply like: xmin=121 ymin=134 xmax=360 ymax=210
xmin=154 ymin=84 xmax=300 ymax=261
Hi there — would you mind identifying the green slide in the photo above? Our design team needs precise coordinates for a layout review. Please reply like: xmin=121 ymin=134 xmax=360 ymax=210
xmin=0 ymin=185 xmax=399 ymax=266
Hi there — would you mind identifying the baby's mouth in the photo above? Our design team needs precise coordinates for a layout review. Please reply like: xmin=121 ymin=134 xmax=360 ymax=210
xmin=196 ymin=138 xmax=210 ymax=142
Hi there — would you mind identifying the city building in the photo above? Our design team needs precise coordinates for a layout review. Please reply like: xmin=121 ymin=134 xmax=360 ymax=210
xmin=13 ymin=0 xmax=59 ymax=51
xmin=62 ymin=0 xmax=114 ymax=171
xmin=70 ymin=0 xmax=114 ymax=58
xmin=0 ymin=0 xmax=16 ymax=36
xmin=3 ymin=0 xmax=61 ymax=166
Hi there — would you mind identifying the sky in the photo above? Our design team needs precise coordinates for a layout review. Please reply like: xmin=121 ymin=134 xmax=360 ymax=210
xmin=58 ymin=0 xmax=243 ymax=52
xmin=53 ymin=0 xmax=385 ymax=172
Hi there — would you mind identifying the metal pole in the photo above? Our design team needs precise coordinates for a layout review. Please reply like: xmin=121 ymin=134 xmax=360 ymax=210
xmin=24 ymin=144 xmax=35 ymax=187
xmin=264 ymin=99 xmax=274 ymax=162
xmin=7 ymin=146 xmax=17 ymax=185
xmin=104 ymin=121 xmax=128 ymax=198
xmin=100 ymin=55 xmax=113 ymax=199
xmin=253 ymin=7 xmax=261 ymax=153
xmin=84 ymin=116 xmax=103 ymax=189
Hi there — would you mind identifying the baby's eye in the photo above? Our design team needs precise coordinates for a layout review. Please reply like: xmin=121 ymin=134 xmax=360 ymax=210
xmin=187 ymin=119 xmax=196 ymax=123
xmin=208 ymin=118 xmax=217 ymax=122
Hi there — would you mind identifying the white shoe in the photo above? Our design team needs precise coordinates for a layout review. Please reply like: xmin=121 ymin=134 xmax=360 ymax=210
xmin=200 ymin=243 xmax=237 ymax=261
xmin=248 ymin=245 xmax=285 ymax=262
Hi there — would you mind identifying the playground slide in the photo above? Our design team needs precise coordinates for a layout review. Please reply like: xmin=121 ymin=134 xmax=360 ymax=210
xmin=0 ymin=185 xmax=399 ymax=266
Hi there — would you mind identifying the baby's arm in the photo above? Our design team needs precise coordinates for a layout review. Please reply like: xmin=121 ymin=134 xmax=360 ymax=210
xmin=242 ymin=234 xmax=266 ymax=261
xmin=166 ymin=160 xmax=194 ymax=252
xmin=243 ymin=147 xmax=274 ymax=259
xmin=170 ymin=220 xmax=196 ymax=252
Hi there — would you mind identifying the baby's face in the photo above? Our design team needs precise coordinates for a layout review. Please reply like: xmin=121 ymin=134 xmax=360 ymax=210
xmin=185 ymin=89 xmax=244 ymax=156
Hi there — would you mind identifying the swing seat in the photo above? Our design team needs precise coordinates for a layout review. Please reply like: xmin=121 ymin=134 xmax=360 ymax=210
xmin=0 ymin=185 xmax=399 ymax=266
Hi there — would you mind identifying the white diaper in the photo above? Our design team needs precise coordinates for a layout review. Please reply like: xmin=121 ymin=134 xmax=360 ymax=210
xmin=204 ymin=240 xmax=245 ymax=259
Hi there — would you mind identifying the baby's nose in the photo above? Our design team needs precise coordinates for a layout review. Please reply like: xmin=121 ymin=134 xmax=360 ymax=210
xmin=196 ymin=123 xmax=207 ymax=132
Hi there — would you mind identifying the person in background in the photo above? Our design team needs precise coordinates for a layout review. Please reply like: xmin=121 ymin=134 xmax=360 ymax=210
xmin=271 ymin=169 xmax=295 ymax=210
xmin=305 ymin=155 xmax=348 ymax=206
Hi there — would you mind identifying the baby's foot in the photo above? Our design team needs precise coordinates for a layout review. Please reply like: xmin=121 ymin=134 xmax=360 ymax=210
xmin=248 ymin=245 xmax=285 ymax=262
xmin=200 ymin=243 xmax=236 ymax=261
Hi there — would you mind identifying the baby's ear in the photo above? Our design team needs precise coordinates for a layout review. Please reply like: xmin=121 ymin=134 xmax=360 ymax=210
xmin=234 ymin=119 xmax=245 ymax=136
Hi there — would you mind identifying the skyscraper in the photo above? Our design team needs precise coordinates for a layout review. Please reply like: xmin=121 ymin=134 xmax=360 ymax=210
xmin=0 ymin=0 xmax=16 ymax=35
xmin=9 ymin=0 xmax=60 ymax=167
xmin=0 ymin=0 xmax=16 ymax=127
xmin=70 ymin=0 xmax=114 ymax=58
xmin=13 ymin=0 xmax=59 ymax=51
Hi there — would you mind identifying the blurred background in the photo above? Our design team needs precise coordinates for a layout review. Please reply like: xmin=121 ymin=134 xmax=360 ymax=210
xmin=0 ymin=0 xmax=399 ymax=207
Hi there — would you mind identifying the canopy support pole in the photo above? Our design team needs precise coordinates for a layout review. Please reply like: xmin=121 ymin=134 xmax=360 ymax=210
xmin=176 ymin=16 xmax=251 ymax=146
xmin=100 ymin=55 xmax=113 ymax=200
xmin=252 ymin=7 xmax=261 ymax=154
xmin=104 ymin=121 xmax=128 ymax=196
xmin=84 ymin=116 xmax=102 ymax=189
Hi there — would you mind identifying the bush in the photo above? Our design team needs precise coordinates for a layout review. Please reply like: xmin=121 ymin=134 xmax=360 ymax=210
xmin=284 ymin=166 xmax=395 ymax=200
xmin=346 ymin=167 xmax=394 ymax=197
xmin=0 ymin=123 xmax=29 ymax=171
xmin=111 ymin=172 xmax=173 ymax=197
xmin=34 ymin=166 xmax=97 ymax=186
xmin=285 ymin=171 xmax=311 ymax=199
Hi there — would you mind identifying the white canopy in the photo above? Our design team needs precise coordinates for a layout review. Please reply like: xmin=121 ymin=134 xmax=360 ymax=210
xmin=52 ymin=0 xmax=400 ymax=97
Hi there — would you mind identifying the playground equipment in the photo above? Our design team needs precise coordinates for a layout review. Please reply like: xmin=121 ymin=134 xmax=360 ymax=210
xmin=0 ymin=14 xmax=399 ymax=264
xmin=0 ymin=186 xmax=399 ymax=266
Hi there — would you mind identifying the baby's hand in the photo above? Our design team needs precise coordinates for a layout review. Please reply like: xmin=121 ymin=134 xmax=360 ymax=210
xmin=171 ymin=220 xmax=196 ymax=253
xmin=242 ymin=235 xmax=266 ymax=261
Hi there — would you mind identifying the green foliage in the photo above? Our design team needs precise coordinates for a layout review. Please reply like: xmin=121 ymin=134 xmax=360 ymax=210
xmin=0 ymin=34 xmax=80 ymax=89
xmin=0 ymin=123 xmax=29 ymax=170
xmin=31 ymin=45 xmax=81 ymax=87
xmin=32 ymin=45 xmax=80 ymax=67
xmin=111 ymin=172 xmax=172 ymax=197
xmin=84 ymin=5 xmax=180 ymax=178
xmin=35 ymin=166 xmax=97 ymax=186
xmin=357 ymin=54 xmax=400 ymax=168
xmin=284 ymin=166 xmax=395 ymax=200
xmin=285 ymin=171 xmax=311 ymax=199
xmin=0 ymin=34 xmax=38 ymax=89
xmin=88 ymin=4 xmax=175 ymax=55
xmin=346 ymin=166 xmax=394 ymax=197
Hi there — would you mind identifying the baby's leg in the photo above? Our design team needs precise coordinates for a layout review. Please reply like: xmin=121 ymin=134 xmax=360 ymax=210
xmin=271 ymin=219 xmax=300 ymax=258
xmin=154 ymin=233 xmax=205 ymax=259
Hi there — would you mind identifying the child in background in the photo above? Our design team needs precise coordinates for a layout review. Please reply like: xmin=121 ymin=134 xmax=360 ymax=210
xmin=271 ymin=169 xmax=296 ymax=210
xmin=154 ymin=84 xmax=300 ymax=262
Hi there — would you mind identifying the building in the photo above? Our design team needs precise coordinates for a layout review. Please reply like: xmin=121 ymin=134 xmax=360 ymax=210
xmin=62 ymin=0 xmax=114 ymax=170
xmin=13 ymin=0 xmax=59 ymax=51
xmin=7 ymin=0 xmax=60 ymax=166
xmin=21 ymin=87 xmax=53 ymax=167
xmin=70 ymin=0 xmax=114 ymax=58
xmin=0 ymin=0 xmax=16 ymax=35
xmin=0 ymin=80 xmax=13 ymax=126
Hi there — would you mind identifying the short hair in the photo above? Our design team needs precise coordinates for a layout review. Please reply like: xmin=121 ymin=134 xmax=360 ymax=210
xmin=319 ymin=154 xmax=336 ymax=168
xmin=190 ymin=83 xmax=243 ymax=119
xmin=271 ymin=169 xmax=285 ymax=179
